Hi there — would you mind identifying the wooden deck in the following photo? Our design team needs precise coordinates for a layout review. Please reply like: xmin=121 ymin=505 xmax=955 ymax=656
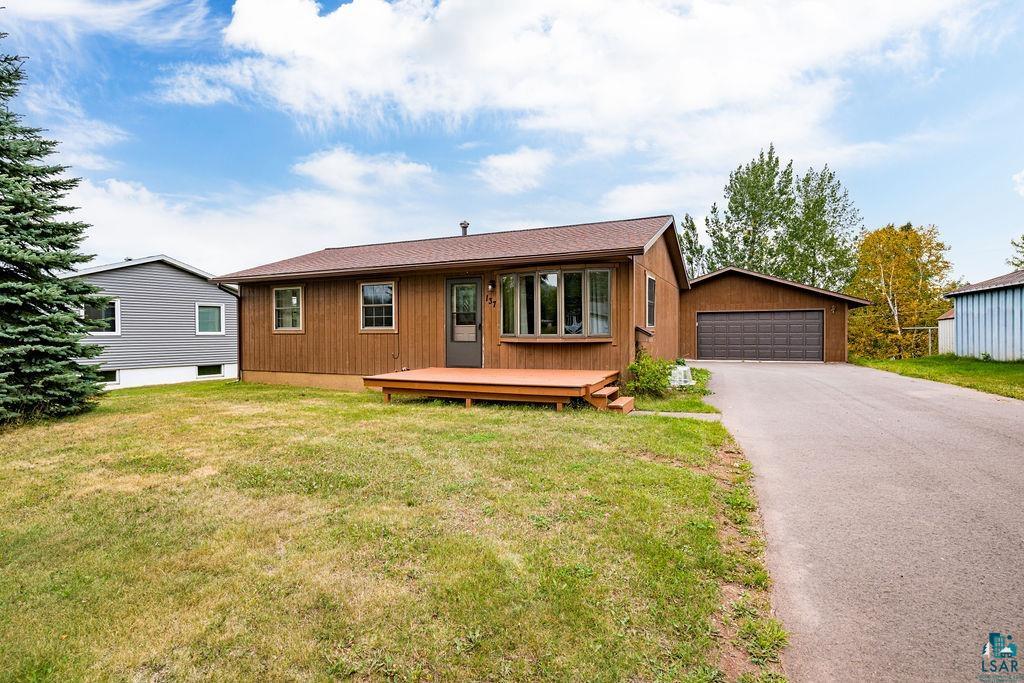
xmin=363 ymin=367 xmax=632 ymax=412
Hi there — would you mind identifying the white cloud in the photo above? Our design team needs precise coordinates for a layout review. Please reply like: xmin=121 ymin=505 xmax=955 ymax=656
xmin=157 ymin=0 xmax=990 ymax=169
xmin=6 ymin=0 xmax=211 ymax=46
xmin=292 ymin=146 xmax=433 ymax=194
xmin=475 ymin=147 xmax=555 ymax=194
xmin=22 ymin=84 xmax=128 ymax=171
xmin=1014 ymin=169 xmax=1024 ymax=197
xmin=69 ymin=148 xmax=445 ymax=274
xmin=599 ymin=173 xmax=723 ymax=218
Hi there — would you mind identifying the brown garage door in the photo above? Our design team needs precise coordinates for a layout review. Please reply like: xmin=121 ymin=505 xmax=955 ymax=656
xmin=697 ymin=310 xmax=823 ymax=361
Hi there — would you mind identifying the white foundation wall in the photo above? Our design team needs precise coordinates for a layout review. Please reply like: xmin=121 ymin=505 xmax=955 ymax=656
xmin=104 ymin=363 xmax=239 ymax=389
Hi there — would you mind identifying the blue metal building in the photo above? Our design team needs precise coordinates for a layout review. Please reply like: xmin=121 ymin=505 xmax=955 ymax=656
xmin=946 ymin=269 xmax=1024 ymax=360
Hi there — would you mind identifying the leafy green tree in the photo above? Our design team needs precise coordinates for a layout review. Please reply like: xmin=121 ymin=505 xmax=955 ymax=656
xmin=1009 ymin=233 xmax=1024 ymax=270
xmin=704 ymin=144 xmax=794 ymax=274
xmin=846 ymin=223 xmax=958 ymax=359
xmin=677 ymin=213 xmax=707 ymax=277
xmin=0 ymin=39 xmax=102 ymax=423
xmin=775 ymin=165 xmax=860 ymax=290
xmin=692 ymin=145 xmax=860 ymax=291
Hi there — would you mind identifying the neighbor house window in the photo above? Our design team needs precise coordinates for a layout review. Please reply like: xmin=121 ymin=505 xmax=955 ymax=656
xmin=196 ymin=303 xmax=224 ymax=335
xmin=96 ymin=369 xmax=118 ymax=384
xmin=273 ymin=287 xmax=302 ymax=331
xmin=84 ymin=298 xmax=120 ymax=335
xmin=500 ymin=268 xmax=612 ymax=338
xmin=197 ymin=364 xmax=223 ymax=377
xmin=360 ymin=281 xmax=395 ymax=330
xmin=646 ymin=274 xmax=656 ymax=328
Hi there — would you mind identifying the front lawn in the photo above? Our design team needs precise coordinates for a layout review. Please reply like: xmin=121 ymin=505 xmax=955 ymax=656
xmin=634 ymin=367 xmax=720 ymax=414
xmin=854 ymin=354 xmax=1024 ymax=401
xmin=0 ymin=381 xmax=782 ymax=681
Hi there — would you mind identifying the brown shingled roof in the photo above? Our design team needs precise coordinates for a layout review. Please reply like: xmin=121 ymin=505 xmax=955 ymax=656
xmin=946 ymin=269 xmax=1024 ymax=297
xmin=215 ymin=216 xmax=676 ymax=282
xmin=938 ymin=308 xmax=955 ymax=320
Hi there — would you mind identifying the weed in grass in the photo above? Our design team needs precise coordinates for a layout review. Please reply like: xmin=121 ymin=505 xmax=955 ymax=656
xmin=684 ymin=663 xmax=727 ymax=683
xmin=738 ymin=617 xmax=789 ymax=664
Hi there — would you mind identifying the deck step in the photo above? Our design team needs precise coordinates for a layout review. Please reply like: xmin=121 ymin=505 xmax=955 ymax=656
xmin=608 ymin=396 xmax=634 ymax=414
xmin=591 ymin=386 xmax=619 ymax=399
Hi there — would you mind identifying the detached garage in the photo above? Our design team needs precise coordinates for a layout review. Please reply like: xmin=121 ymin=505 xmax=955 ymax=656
xmin=679 ymin=267 xmax=870 ymax=362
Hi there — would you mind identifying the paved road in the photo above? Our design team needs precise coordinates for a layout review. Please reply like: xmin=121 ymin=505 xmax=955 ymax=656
xmin=693 ymin=361 xmax=1024 ymax=683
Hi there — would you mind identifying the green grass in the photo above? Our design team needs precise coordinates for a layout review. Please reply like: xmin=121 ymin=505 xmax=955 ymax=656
xmin=854 ymin=354 xmax=1024 ymax=401
xmin=0 ymin=380 xmax=778 ymax=681
xmin=633 ymin=368 xmax=720 ymax=413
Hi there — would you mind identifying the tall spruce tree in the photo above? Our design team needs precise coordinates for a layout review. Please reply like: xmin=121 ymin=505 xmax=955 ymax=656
xmin=0 ymin=39 xmax=103 ymax=423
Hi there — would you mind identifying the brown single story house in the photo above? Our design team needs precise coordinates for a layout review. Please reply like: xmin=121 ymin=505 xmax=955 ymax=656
xmin=214 ymin=216 xmax=868 ymax=392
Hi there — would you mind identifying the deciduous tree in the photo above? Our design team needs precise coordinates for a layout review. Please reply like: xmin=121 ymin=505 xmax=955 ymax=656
xmin=677 ymin=213 xmax=708 ymax=277
xmin=846 ymin=223 xmax=958 ymax=359
xmin=775 ymin=165 xmax=859 ymax=290
xmin=1008 ymin=233 xmax=1024 ymax=270
xmin=689 ymin=145 xmax=859 ymax=291
xmin=704 ymin=144 xmax=794 ymax=274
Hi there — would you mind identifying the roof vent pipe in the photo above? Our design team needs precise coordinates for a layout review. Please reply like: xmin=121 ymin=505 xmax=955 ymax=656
xmin=459 ymin=220 xmax=469 ymax=236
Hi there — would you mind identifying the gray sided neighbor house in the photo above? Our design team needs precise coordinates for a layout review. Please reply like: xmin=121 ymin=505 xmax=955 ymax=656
xmin=66 ymin=255 xmax=239 ymax=388
xmin=946 ymin=269 xmax=1024 ymax=361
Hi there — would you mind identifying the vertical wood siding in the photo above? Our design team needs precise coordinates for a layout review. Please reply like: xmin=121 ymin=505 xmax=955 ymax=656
xmin=953 ymin=286 xmax=1024 ymax=360
xmin=678 ymin=272 xmax=850 ymax=362
xmin=632 ymin=232 xmax=680 ymax=361
xmin=239 ymin=258 xmax=635 ymax=376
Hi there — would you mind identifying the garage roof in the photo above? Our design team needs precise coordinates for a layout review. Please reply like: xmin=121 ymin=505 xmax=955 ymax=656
xmin=688 ymin=266 xmax=871 ymax=308
xmin=938 ymin=308 xmax=955 ymax=320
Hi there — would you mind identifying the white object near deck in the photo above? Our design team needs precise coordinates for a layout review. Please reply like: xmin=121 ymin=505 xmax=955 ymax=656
xmin=670 ymin=365 xmax=695 ymax=387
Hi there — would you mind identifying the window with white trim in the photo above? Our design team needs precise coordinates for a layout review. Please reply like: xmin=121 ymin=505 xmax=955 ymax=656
xmin=196 ymin=303 xmax=224 ymax=335
xmin=273 ymin=287 xmax=302 ymax=331
xmin=197 ymin=364 xmax=223 ymax=377
xmin=646 ymin=274 xmax=656 ymax=328
xmin=499 ymin=269 xmax=612 ymax=338
xmin=360 ymin=281 xmax=395 ymax=330
xmin=85 ymin=298 xmax=120 ymax=335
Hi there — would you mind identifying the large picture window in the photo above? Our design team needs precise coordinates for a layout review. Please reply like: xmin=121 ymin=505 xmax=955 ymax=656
xmin=361 ymin=281 xmax=396 ymax=330
xmin=500 ymin=268 xmax=612 ymax=338
xmin=273 ymin=287 xmax=302 ymax=331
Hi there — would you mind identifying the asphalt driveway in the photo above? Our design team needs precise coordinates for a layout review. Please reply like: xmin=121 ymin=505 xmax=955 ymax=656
xmin=693 ymin=361 xmax=1024 ymax=682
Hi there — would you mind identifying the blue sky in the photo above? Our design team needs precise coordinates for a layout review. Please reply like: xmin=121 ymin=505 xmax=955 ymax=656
xmin=6 ymin=0 xmax=1024 ymax=282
